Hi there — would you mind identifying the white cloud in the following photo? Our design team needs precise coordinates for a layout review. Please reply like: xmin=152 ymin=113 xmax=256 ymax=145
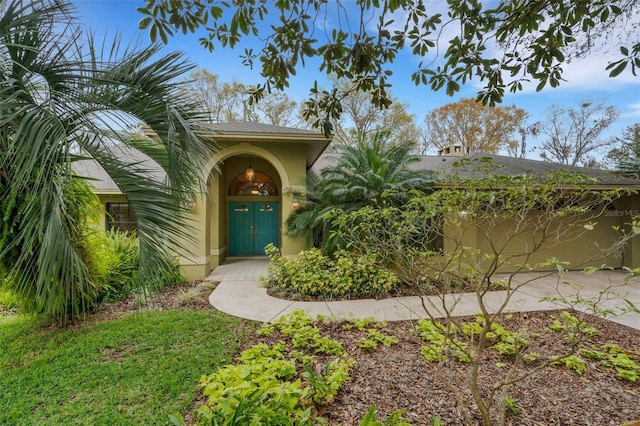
xmin=521 ymin=53 xmax=639 ymax=93
xmin=623 ymin=102 xmax=640 ymax=119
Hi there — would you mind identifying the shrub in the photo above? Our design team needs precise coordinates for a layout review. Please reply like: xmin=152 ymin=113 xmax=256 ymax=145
xmin=0 ymin=267 xmax=17 ymax=312
xmin=0 ymin=277 xmax=19 ymax=313
xmin=261 ymin=244 xmax=399 ymax=300
xmin=94 ymin=230 xmax=184 ymax=304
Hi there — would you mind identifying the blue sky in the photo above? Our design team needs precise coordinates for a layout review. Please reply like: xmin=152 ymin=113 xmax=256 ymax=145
xmin=73 ymin=0 xmax=640 ymax=158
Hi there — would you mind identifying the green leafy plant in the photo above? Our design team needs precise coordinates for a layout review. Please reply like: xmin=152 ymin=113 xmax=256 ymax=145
xmin=198 ymin=310 xmax=355 ymax=425
xmin=357 ymin=328 xmax=399 ymax=351
xmin=359 ymin=404 xmax=412 ymax=426
xmin=430 ymin=417 xmax=443 ymax=426
xmin=504 ymin=396 xmax=521 ymax=415
xmin=579 ymin=348 xmax=606 ymax=361
xmin=261 ymin=244 xmax=399 ymax=300
xmin=416 ymin=319 xmax=470 ymax=363
xmin=303 ymin=358 xmax=356 ymax=404
xmin=343 ymin=317 xmax=378 ymax=331
xmin=0 ymin=285 xmax=19 ymax=313
xmin=550 ymin=354 xmax=588 ymax=375
xmin=601 ymin=344 xmax=640 ymax=382
xmin=548 ymin=311 xmax=598 ymax=344
xmin=75 ymin=229 xmax=184 ymax=310
xmin=199 ymin=345 xmax=316 ymax=424
xmin=465 ymin=315 xmax=531 ymax=358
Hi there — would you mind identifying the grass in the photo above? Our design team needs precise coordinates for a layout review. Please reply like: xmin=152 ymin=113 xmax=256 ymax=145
xmin=0 ymin=309 xmax=256 ymax=425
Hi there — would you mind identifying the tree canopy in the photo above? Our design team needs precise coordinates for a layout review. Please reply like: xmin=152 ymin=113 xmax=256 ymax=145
xmin=424 ymin=98 xmax=526 ymax=154
xmin=322 ymin=78 xmax=423 ymax=149
xmin=138 ymin=0 xmax=640 ymax=134
xmin=539 ymin=99 xmax=619 ymax=167
xmin=186 ymin=68 xmax=302 ymax=126
xmin=613 ymin=123 xmax=640 ymax=175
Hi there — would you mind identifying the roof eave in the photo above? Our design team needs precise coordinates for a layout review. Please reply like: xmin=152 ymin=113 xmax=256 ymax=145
xmin=433 ymin=183 xmax=640 ymax=191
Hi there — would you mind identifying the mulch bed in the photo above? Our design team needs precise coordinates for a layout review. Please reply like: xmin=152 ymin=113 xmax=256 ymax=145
xmin=89 ymin=284 xmax=640 ymax=425
xmin=243 ymin=310 xmax=640 ymax=426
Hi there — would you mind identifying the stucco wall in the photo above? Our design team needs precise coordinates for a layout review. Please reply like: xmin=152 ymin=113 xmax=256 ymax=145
xmin=441 ymin=195 xmax=640 ymax=273
xmin=179 ymin=141 xmax=310 ymax=280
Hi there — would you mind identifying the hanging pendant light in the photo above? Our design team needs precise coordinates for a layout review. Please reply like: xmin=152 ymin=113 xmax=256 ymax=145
xmin=245 ymin=155 xmax=255 ymax=182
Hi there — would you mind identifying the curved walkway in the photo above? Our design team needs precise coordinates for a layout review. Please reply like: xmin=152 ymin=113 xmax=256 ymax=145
xmin=207 ymin=259 xmax=640 ymax=330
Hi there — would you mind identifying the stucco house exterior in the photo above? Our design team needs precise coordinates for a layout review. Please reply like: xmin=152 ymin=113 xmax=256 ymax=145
xmin=75 ymin=122 xmax=331 ymax=281
xmin=76 ymin=122 xmax=640 ymax=280
xmin=312 ymin=149 xmax=640 ymax=273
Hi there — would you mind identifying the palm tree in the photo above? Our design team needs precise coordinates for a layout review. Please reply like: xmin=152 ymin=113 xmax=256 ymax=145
xmin=286 ymin=132 xmax=432 ymax=253
xmin=0 ymin=0 xmax=213 ymax=319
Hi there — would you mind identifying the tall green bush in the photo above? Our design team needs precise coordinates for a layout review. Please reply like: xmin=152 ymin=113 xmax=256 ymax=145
xmin=0 ymin=0 xmax=212 ymax=321
xmin=2 ymin=178 xmax=106 ymax=317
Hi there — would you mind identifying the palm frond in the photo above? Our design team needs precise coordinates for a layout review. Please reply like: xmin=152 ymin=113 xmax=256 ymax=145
xmin=286 ymin=131 xmax=433 ymax=253
xmin=0 ymin=0 xmax=215 ymax=319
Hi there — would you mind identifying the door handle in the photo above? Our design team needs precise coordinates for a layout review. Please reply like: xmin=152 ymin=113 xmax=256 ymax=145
xmin=249 ymin=225 xmax=258 ymax=238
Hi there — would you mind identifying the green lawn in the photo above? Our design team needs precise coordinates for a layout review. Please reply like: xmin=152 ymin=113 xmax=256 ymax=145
xmin=0 ymin=310 xmax=256 ymax=425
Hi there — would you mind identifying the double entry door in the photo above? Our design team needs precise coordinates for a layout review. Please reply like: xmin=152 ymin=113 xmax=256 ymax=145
xmin=228 ymin=201 xmax=279 ymax=256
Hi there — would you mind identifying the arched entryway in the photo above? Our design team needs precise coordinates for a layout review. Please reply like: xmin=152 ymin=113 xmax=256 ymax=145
xmin=227 ymin=168 xmax=280 ymax=256
xmin=197 ymin=136 xmax=319 ymax=278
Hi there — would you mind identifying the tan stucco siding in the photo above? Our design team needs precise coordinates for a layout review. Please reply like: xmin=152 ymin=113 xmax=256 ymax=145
xmin=473 ymin=212 xmax=624 ymax=271
xmin=439 ymin=197 xmax=640 ymax=273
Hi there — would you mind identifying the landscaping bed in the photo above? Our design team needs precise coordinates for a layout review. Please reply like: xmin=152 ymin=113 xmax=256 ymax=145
xmin=313 ymin=312 xmax=640 ymax=425
xmin=235 ymin=310 xmax=640 ymax=425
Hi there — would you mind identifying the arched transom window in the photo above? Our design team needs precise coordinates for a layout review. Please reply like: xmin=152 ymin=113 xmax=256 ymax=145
xmin=228 ymin=171 xmax=279 ymax=196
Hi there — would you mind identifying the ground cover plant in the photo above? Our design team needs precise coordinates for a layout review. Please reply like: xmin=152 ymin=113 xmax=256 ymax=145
xmin=188 ymin=309 xmax=640 ymax=425
xmin=261 ymin=244 xmax=400 ymax=300
xmin=322 ymin=310 xmax=640 ymax=425
xmin=0 ymin=283 xmax=255 ymax=426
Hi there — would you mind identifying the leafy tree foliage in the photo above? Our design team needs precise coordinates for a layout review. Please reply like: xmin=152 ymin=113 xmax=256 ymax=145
xmin=138 ymin=0 xmax=639 ymax=133
xmin=424 ymin=98 xmax=526 ymax=154
xmin=314 ymin=78 xmax=424 ymax=150
xmin=0 ymin=0 xmax=212 ymax=319
xmin=187 ymin=68 xmax=301 ymax=126
xmin=539 ymin=99 xmax=619 ymax=167
xmin=612 ymin=123 xmax=640 ymax=176
xmin=286 ymin=133 xmax=431 ymax=253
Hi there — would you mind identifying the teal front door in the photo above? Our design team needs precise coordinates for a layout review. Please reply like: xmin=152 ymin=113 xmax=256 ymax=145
xmin=229 ymin=201 xmax=279 ymax=256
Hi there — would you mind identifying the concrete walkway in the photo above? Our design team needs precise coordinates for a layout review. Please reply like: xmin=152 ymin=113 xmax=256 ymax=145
xmin=207 ymin=259 xmax=640 ymax=330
